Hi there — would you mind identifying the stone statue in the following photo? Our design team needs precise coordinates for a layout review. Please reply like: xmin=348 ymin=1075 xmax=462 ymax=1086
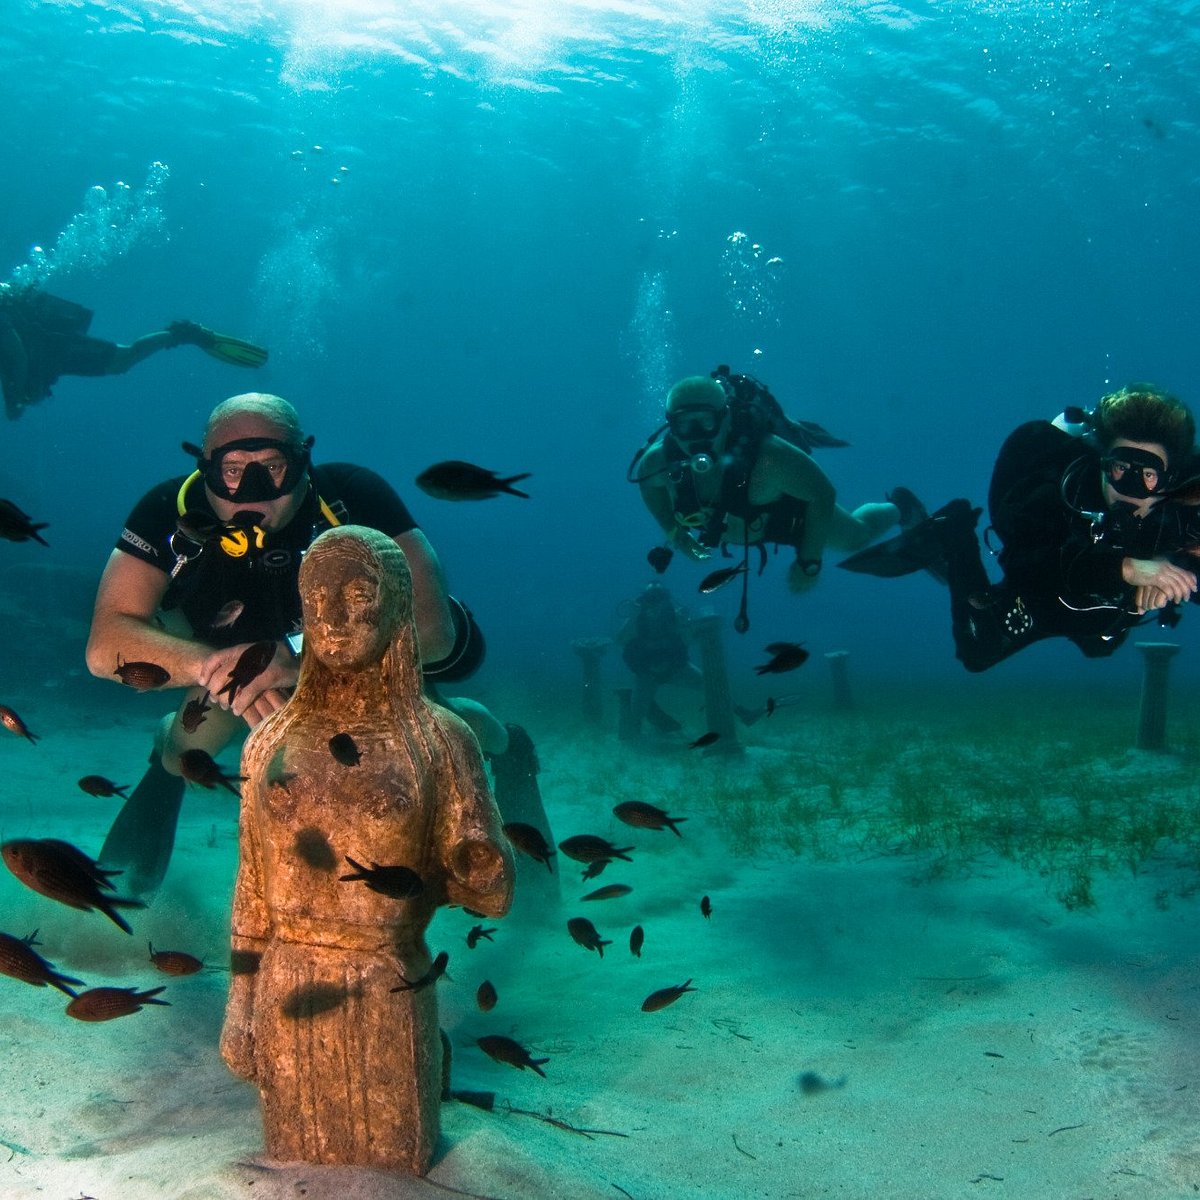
xmin=220 ymin=526 xmax=515 ymax=1174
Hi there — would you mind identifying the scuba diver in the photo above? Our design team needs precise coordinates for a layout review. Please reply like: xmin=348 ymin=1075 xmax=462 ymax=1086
xmin=630 ymin=367 xmax=910 ymax=630
xmin=0 ymin=283 xmax=267 ymax=419
xmin=841 ymin=383 xmax=1200 ymax=671
xmin=85 ymin=392 xmax=532 ymax=897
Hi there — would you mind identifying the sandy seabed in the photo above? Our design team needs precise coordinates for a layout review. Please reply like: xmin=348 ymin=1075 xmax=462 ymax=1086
xmin=3 ymin=677 xmax=1200 ymax=1200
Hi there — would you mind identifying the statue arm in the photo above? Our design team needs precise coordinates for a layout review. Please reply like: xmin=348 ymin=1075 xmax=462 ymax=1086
xmin=435 ymin=732 xmax=515 ymax=918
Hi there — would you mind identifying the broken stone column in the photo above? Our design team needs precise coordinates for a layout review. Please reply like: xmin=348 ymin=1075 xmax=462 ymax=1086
xmin=1135 ymin=641 xmax=1180 ymax=752
xmin=689 ymin=612 xmax=741 ymax=754
xmin=825 ymin=650 xmax=853 ymax=711
xmin=570 ymin=638 xmax=609 ymax=725
xmin=221 ymin=526 xmax=514 ymax=1175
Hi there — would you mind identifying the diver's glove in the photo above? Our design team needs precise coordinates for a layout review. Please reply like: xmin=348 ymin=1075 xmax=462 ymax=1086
xmin=166 ymin=319 xmax=217 ymax=349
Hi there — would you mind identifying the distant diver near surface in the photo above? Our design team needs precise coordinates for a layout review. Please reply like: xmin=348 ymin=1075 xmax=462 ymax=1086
xmin=1 ymin=166 xmax=268 ymax=419
xmin=0 ymin=283 xmax=267 ymax=420
xmin=841 ymin=384 xmax=1200 ymax=671
xmin=629 ymin=366 xmax=914 ymax=630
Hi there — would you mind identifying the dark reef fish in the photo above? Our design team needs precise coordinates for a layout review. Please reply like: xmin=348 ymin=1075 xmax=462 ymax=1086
xmin=114 ymin=655 xmax=171 ymax=691
xmin=688 ymin=731 xmax=720 ymax=750
xmin=66 ymin=985 xmax=169 ymax=1022
xmin=502 ymin=822 xmax=555 ymax=871
xmin=0 ymin=929 xmax=83 ymax=997
xmin=641 ymin=979 xmax=697 ymax=1012
xmin=647 ymin=545 xmax=674 ymax=574
xmin=582 ymin=883 xmax=632 ymax=902
xmin=629 ymin=925 xmax=645 ymax=958
xmin=567 ymin=916 xmax=612 ymax=957
xmin=581 ymin=858 xmax=611 ymax=880
xmin=476 ymin=1034 xmax=549 ymax=1077
xmin=0 ymin=497 xmax=49 ymax=545
xmin=754 ymin=642 xmax=809 ymax=675
xmin=416 ymin=460 xmax=531 ymax=501
xmin=339 ymin=856 xmax=424 ymax=900
xmin=0 ymin=704 xmax=39 ymax=743
xmin=698 ymin=563 xmax=746 ymax=594
xmin=476 ymin=979 xmax=498 ymax=1011
xmin=209 ymin=600 xmax=245 ymax=631
xmin=77 ymin=775 xmax=129 ymax=799
xmin=148 ymin=943 xmax=204 ymax=976
xmin=180 ymin=692 xmax=212 ymax=733
xmin=214 ymin=640 xmax=276 ymax=704
xmin=1 ymin=838 xmax=144 ymax=935
xmin=178 ymin=748 xmax=245 ymax=795
xmin=328 ymin=732 xmax=361 ymax=766
xmin=390 ymin=950 xmax=449 ymax=993
xmin=558 ymin=835 xmax=633 ymax=864
xmin=466 ymin=924 xmax=496 ymax=949
xmin=700 ymin=895 xmax=713 ymax=919
xmin=613 ymin=801 xmax=687 ymax=836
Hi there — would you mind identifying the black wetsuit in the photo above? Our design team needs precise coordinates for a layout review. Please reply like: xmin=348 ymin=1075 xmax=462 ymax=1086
xmin=0 ymin=289 xmax=117 ymax=415
xmin=116 ymin=463 xmax=416 ymax=647
xmin=946 ymin=421 xmax=1182 ymax=672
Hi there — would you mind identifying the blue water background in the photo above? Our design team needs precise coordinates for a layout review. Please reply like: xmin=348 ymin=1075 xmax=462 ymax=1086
xmin=2 ymin=0 xmax=1200 ymax=700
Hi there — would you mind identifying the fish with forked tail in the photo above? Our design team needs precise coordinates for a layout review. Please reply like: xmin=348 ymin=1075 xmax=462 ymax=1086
xmin=641 ymin=979 xmax=697 ymax=1012
xmin=754 ymin=642 xmax=809 ymax=675
xmin=502 ymin=822 xmax=556 ymax=871
xmin=339 ymin=856 xmax=424 ymax=900
xmin=0 ymin=930 xmax=84 ymax=996
xmin=1 ymin=838 xmax=145 ymax=935
xmin=567 ymin=916 xmax=612 ymax=957
xmin=476 ymin=1034 xmax=549 ymax=1076
xmin=416 ymin=461 xmax=531 ymax=501
xmin=66 ymin=985 xmax=169 ymax=1022
xmin=613 ymin=801 xmax=687 ymax=836
xmin=178 ymin=749 xmax=245 ymax=795
xmin=558 ymin=835 xmax=633 ymax=864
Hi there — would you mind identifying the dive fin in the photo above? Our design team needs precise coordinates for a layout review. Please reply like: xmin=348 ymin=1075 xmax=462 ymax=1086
xmin=97 ymin=759 xmax=186 ymax=900
xmin=200 ymin=332 xmax=269 ymax=369
xmin=837 ymin=517 xmax=949 ymax=580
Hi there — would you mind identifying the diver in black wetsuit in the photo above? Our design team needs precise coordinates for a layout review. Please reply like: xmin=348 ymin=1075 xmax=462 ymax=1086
xmin=0 ymin=284 xmax=266 ymax=419
xmin=928 ymin=384 xmax=1199 ymax=672
xmin=84 ymin=392 xmax=536 ymax=897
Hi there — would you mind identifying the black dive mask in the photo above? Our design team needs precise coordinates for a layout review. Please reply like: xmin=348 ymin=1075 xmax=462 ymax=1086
xmin=1101 ymin=446 xmax=1168 ymax=500
xmin=184 ymin=436 xmax=313 ymax=503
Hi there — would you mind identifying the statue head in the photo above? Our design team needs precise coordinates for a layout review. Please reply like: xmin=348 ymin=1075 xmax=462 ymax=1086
xmin=299 ymin=526 xmax=414 ymax=675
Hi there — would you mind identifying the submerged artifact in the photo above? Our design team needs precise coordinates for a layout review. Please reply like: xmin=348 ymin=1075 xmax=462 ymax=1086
xmin=220 ymin=525 xmax=514 ymax=1174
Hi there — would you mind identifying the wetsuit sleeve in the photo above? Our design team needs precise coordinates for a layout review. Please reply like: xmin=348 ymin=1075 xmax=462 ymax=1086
xmin=114 ymin=479 xmax=185 ymax=572
xmin=322 ymin=463 xmax=418 ymax=536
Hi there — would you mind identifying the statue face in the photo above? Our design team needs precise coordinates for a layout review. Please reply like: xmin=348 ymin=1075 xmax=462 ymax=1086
xmin=305 ymin=558 xmax=392 ymax=671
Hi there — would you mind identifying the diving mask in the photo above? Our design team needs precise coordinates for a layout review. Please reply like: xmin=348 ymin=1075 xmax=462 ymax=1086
xmin=1101 ymin=446 xmax=1167 ymax=500
xmin=667 ymin=404 xmax=728 ymax=443
xmin=186 ymin=435 xmax=313 ymax=503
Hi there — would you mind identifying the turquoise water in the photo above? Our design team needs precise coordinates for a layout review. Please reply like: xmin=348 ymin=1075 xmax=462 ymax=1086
xmin=3 ymin=3 xmax=1200 ymax=1196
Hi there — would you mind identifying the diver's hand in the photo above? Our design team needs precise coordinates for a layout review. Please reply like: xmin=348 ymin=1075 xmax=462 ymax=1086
xmin=1122 ymin=556 xmax=1197 ymax=605
xmin=1133 ymin=585 xmax=1171 ymax=614
xmin=197 ymin=641 xmax=300 ymax=720
xmin=671 ymin=529 xmax=712 ymax=562
xmin=787 ymin=560 xmax=822 ymax=595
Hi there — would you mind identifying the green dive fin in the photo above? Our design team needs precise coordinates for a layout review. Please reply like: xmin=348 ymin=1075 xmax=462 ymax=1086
xmin=200 ymin=331 xmax=269 ymax=369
